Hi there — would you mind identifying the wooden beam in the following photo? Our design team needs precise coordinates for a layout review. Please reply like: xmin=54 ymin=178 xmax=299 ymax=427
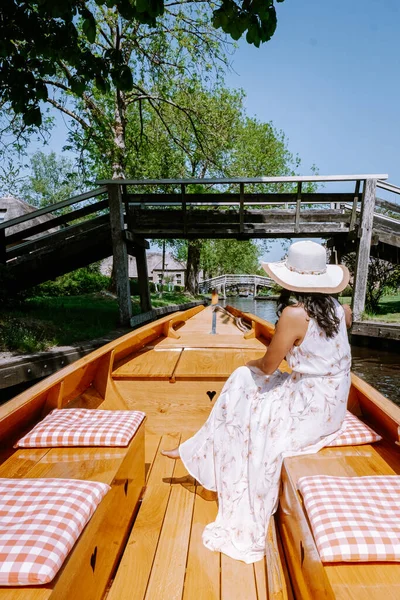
xmin=239 ymin=182 xmax=245 ymax=233
xmin=352 ymin=179 xmax=377 ymax=321
xmin=0 ymin=229 xmax=6 ymax=264
xmin=124 ymin=231 xmax=150 ymax=249
xmin=135 ymin=245 xmax=152 ymax=313
xmin=182 ymin=183 xmax=187 ymax=235
xmin=108 ymin=183 xmax=132 ymax=326
xmin=0 ymin=187 xmax=108 ymax=232
xmin=375 ymin=197 xmax=400 ymax=214
xmin=294 ymin=182 xmax=302 ymax=233
xmin=98 ymin=174 xmax=388 ymax=185
xmin=5 ymin=200 xmax=109 ymax=246
xmin=126 ymin=192 xmax=359 ymax=206
xmin=349 ymin=180 xmax=361 ymax=231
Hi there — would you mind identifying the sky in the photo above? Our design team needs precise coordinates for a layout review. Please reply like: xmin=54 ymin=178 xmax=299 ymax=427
xmin=23 ymin=0 xmax=400 ymax=262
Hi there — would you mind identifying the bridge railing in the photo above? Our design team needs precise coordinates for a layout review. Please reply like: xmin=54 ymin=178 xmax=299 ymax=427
xmin=0 ymin=187 xmax=109 ymax=264
xmin=97 ymin=174 xmax=388 ymax=239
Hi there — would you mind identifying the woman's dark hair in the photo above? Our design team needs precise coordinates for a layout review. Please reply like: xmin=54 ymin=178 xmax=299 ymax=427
xmin=277 ymin=289 xmax=340 ymax=338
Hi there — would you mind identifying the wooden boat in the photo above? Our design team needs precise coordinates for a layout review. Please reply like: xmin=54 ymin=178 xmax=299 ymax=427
xmin=1 ymin=302 xmax=400 ymax=599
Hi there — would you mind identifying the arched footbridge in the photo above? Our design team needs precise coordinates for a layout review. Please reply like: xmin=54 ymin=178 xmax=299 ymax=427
xmin=199 ymin=274 xmax=274 ymax=297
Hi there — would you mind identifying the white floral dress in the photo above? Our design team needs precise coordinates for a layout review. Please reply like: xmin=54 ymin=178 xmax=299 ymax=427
xmin=179 ymin=301 xmax=351 ymax=563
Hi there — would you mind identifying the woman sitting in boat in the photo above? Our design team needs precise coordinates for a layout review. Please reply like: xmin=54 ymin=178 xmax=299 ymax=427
xmin=163 ymin=240 xmax=352 ymax=564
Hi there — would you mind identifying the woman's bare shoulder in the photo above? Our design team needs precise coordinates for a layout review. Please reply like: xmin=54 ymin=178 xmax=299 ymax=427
xmin=280 ymin=304 xmax=308 ymax=322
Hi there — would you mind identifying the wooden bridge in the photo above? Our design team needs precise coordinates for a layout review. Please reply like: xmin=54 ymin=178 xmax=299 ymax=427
xmin=1 ymin=174 xmax=399 ymax=324
xmin=199 ymin=274 xmax=274 ymax=297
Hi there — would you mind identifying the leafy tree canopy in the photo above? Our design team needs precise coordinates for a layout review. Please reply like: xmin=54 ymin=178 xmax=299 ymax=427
xmin=0 ymin=0 xmax=284 ymax=126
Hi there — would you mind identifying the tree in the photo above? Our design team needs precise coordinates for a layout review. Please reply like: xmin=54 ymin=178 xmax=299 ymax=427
xmin=201 ymin=239 xmax=262 ymax=279
xmin=19 ymin=151 xmax=84 ymax=208
xmin=0 ymin=0 xmax=285 ymax=125
xmin=343 ymin=253 xmax=400 ymax=314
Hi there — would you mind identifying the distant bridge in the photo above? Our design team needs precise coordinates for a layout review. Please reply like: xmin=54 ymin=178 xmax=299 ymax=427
xmin=199 ymin=274 xmax=274 ymax=298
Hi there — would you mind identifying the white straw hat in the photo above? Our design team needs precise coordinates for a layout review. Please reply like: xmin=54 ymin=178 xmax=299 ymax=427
xmin=261 ymin=240 xmax=349 ymax=294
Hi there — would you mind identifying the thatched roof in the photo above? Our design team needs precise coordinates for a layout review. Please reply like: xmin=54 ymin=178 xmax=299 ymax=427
xmin=0 ymin=196 xmax=57 ymax=240
xmin=100 ymin=252 xmax=186 ymax=278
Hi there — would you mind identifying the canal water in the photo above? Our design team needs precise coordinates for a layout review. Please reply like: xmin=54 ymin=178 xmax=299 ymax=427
xmin=221 ymin=297 xmax=400 ymax=406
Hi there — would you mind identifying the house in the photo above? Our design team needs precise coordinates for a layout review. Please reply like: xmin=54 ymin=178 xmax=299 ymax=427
xmin=100 ymin=252 xmax=186 ymax=286
xmin=0 ymin=196 xmax=58 ymax=242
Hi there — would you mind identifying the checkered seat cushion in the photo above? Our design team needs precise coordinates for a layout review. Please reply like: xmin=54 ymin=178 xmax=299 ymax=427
xmin=327 ymin=411 xmax=382 ymax=447
xmin=298 ymin=475 xmax=400 ymax=562
xmin=15 ymin=409 xmax=146 ymax=448
xmin=0 ymin=478 xmax=110 ymax=585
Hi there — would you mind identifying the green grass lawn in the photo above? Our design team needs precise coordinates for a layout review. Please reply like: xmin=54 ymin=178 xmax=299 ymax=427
xmin=340 ymin=294 xmax=400 ymax=323
xmin=0 ymin=291 xmax=199 ymax=354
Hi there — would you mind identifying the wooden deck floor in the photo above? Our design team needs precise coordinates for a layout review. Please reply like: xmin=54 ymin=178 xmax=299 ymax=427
xmin=108 ymin=307 xmax=269 ymax=599
xmin=107 ymin=431 xmax=268 ymax=600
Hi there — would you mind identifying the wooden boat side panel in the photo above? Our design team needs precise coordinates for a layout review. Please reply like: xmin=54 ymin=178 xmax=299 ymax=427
xmin=0 ymin=422 xmax=145 ymax=600
xmin=278 ymin=464 xmax=335 ymax=600
xmin=351 ymin=373 xmax=400 ymax=444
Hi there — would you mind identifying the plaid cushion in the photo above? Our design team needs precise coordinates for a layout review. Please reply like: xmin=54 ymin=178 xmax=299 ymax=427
xmin=15 ymin=409 xmax=145 ymax=448
xmin=298 ymin=475 xmax=400 ymax=562
xmin=327 ymin=411 xmax=382 ymax=447
xmin=0 ymin=478 xmax=110 ymax=585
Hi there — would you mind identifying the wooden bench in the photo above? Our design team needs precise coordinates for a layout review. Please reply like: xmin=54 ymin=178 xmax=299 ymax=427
xmin=0 ymin=420 xmax=145 ymax=600
xmin=278 ymin=441 xmax=400 ymax=600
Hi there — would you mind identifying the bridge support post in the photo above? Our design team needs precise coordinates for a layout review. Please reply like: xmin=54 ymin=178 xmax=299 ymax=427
xmin=107 ymin=183 xmax=132 ymax=326
xmin=352 ymin=178 xmax=376 ymax=321
xmin=135 ymin=244 xmax=152 ymax=313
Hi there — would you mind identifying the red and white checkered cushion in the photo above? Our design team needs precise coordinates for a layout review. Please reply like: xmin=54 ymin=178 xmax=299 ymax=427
xmin=15 ymin=409 xmax=145 ymax=448
xmin=327 ymin=411 xmax=382 ymax=447
xmin=298 ymin=475 xmax=400 ymax=562
xmin=0 ymin=478 xmax=110 ymax=585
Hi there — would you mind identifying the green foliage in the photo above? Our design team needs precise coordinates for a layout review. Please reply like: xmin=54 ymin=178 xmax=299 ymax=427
xmin=31 ymin=267 xmax=110 ymax=297
xmin=0 ymin=317 xmax=57 ymax=353
xmin=0 ymin=0 xmax=284 ymax=126
xmin=19 ymin=151 xmax=85 ymax=208
xmin=201 ymin=240 xmax=262 ymax=278
xmin=343 ymin=253 xmax=400 ymax=314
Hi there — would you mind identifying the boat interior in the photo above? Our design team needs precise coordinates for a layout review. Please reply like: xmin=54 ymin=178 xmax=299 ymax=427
xmin=1 ymin=303 xmax=400 ymax=599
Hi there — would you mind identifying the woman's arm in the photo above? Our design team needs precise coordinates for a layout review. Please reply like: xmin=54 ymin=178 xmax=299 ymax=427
xmin=246 ymin=306 xmax=309 ymax=375
xmin=342 ymin=303 xmax=353 ymax=328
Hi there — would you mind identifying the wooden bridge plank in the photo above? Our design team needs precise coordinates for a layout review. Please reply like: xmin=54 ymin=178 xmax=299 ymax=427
xmin=107 ymin=432 xmax=181 ymax=600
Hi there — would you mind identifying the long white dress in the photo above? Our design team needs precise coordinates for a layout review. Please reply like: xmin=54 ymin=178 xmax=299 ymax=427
xmin=179 ymin=301 xmax=351 ymax=563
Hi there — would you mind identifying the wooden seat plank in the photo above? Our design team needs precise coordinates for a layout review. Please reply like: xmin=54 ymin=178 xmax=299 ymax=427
xmin=107 ymin=433 xmax=181 ymax=600
xmin=254 ymin=560 xmax=268 ymax=600
xmin=174 ymin=348 xmax=247 ymax=378
xmin=157 ymin=333 xmax=267 ymax=350
xmin=113 ymin=348 xmax=182 ymax=379
xmin=144 ymin=439 xmax=196 ymax=600
xmin=183 ymin=487 xmax=220 ymax=600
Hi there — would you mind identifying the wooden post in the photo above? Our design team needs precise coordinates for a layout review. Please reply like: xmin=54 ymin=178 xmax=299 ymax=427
xmin=239 ymin=182 xmax=244 ymax=234
xmin=107 ymin=183 xmax=132 ymax=326
xmin=352 ymin=178 xmax=377 ymax=321
xmin=349 ymin=180 xmax=361 ymax=231
xmin=0 ymin=229 xmax=6 ymax=264
xmin=295 ymin=182 xmax=302 ymax=233
xmin=135 ymin=245 xmax=152 ymax=313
